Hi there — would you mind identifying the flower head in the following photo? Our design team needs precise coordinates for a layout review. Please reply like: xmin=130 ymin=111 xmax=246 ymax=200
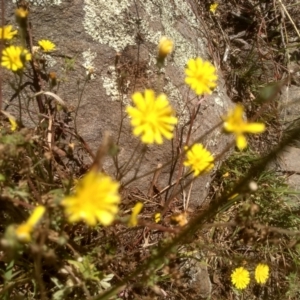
xmin=15 ymin=7 xmax=29 ymax=19
xmin=184 ymin=143 xmax=214 ymax=176
xmin=1 ymin=45 xmax=31 ymax=72
xmin=38 ymin=39 xmax=56 ymax=52
xmin=15 ymin=206 xmax=46 ymax=242
xmin=128 ymin=202 xmax=143 ymax=227
xmin=126 ymin=89 xmax=178 ymax=144
xmin=0 ymin=25 xmax=18 ymax=40
xmin=158 ymin=36 xmax=173 ymax=59
xmin=209 ymin=3 xmax=219 ymax=14
xmin=255 ymin=263 xmax=269 ymax=284
xmin=61 ymin=170 xmax=120 ymax=226
xmin=171 ymin=212 xmax=188 ymax=226
xmin=185 ymin=57 xmax=217 ymax=95
xmin=223 ymin=104 xmax=265 ymax=150
xmin=231 ymin=267 xmax=250 ymax=290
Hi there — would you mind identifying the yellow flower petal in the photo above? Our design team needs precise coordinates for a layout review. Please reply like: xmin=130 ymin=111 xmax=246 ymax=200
xmin=154 ymin=212 xmax=161 ymax=223
xmin=236 ymin=134 xmax=247 ymax=150
xmin=209 ymin=3 xmax=218 ymax=14
xmin=127 ymin=89 xmax=178 ymax=145
xmin=1 ymin=46 xmax=31 ymax=72
xmin=184 ymin=143 xmax=214 ymax=176
xmin=255 ymin=263 xmax=269 ymax=284
xmin=158 ymin=36 xmax=173 ymax=59
xmin=243 ymin=123 xmax=266 ymax=134
xmin=231 ymin=267 xmax=250 ymax=290
xmin=61 ymin=170 xmax=120 ymax=226
xmin=38 ymin=39 xmax=56 ymax=52
xmin=15 ymin=205 xmax=46 ymax=243
xmin=223 ymin=104 xmax=266 ymax=151
xmin=185 ymin=57 xmax=217 ymax=95
xmin=128 ymin=202 xmax=143 ymax=227
xmin=26 ymin=206 xmax=46 ymax=227
xmin=15 ymin=7 xmax=29 ymax=19
xmin=15 ymin=223 xmax=32 ymax=243
xmin=9 ymin=117 xmax=17 ymax=131
xmin=0 ymin=25 xmax=18 ymax=40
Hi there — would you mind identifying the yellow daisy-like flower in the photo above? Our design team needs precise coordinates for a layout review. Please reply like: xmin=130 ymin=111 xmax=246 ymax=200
xmin=184 ymin=143 xmax=214 ymax=176
xmin=223 ymin=104 xmax=266 ymax=150
xmin=158 ymin=36 xmax=173 ymax=59
xmin=38 ymin=39 xmax=56 ymax=52
xmin=128 ymin=202 xmax=143 ymax=227
xmin=61 ymin=170 xmax=120 ymax=226
xmin=209 ymin=3 xmax=219 ymax=14
xmin=1 ymin=46 xmax=31 ymax=72
xmin=126 ymin=89 xmax=178 ymax=144
xmin=231 ymin=267 xmax=250 ymax=290
xmin=185 ymin=57 xmax=217 ymax=95
xmin=255 ymin=263 xmax=269 ymax=284
xmin=15 ymin=206 xmax=46 ymax=243
xmin=0 ymin=25 xmax=18 ymax=40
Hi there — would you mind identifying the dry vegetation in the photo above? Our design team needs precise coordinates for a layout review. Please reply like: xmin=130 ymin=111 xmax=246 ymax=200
xmin=1 ymin=0 xmax=300 ymax=299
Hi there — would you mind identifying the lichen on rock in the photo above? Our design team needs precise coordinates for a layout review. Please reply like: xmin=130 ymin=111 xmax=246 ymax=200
xmin=12 ymin=0 xmax=62 ymax=5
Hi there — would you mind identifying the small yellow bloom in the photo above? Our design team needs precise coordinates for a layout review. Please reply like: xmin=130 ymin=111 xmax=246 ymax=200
xmin=231 ymin=267 xmax=250 ymax=290
xmin=61 ymin=170 xmax=120 ymax=226
xmin=15 ymin=206 xmax=46 ymax=243
xmin=154 ymin=212 xmax=161 ymax=223
xmin=38 ymin=39 xmax=56 ymax=52
xmin=171 ymin=212 xmax=188 ymax=227
xmin=1 ymin=46 xmax=31 ymax=72
xmin=158 ymin=36 xmax=173 ymax=59
xmin=209 ymin=3 xmax=219 ymax=14
xmin=255 ymin=263 xmax=269 ymax=284
xmin=15 ymin=7 xmax=29 ymax=19
xmin=223 ymin=104 xmax=266 ymax=150
xmin=185 ymin=57 xmax=217 ymax=95
xmin=184 ymin=143 xmax=214 ymax=176
xmin=0 ymin=25 xmax=18 ymax=40
xmin=126 ymin=89 xmax=178 ymax=144
xmin=128 ymin=202 xmax=143 ymax=227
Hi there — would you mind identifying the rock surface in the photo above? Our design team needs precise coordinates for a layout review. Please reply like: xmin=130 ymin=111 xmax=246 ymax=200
xmin=4 ymin=0 xmax=233 ymax=208
xmin=276 ymin=85 xmax=300 ymax=200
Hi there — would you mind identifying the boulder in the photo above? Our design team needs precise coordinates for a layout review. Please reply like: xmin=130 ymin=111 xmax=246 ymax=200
xmin=4 ymin=0 xmax=233 ymax=208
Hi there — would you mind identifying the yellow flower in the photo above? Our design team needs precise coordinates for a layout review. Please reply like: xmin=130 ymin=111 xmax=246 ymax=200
xmin=15 ymin=7 xmax=29 ymax=19
xmin=0 ymin=25 xmax=18 ymax=40
xmin=255 ymin=263 xmax=269 ymax=284
xmin=61 ymin=170 xmax=120 ymax=226
xmin=15 ymin=206 xmax=46 ymax=242
xmin=223 ymin=104 xmax=265 ymax=150
xmin=158 ymin=36 xmax=173 ymax=59
xmin=185 ymin=57 xmax=217 ymax=95
xmin=1 ymin=46 xmax=31 ymax=72
xmin=184 ymin=143 xmax=214 ymax=176
xmin=231 ymin=267 xmax=250 ymax=290
xmin=128 ymin=202 xmax=143 ymax=227
xmin=209 ymin=3 xmax=219 ymax=14
xmin=38 ymin=39 xmax=56 ymax=52
xmin=171 ymin=212 xmax=188 ymax=227
xmin=126 ymin=89 xmax=178 ymax=144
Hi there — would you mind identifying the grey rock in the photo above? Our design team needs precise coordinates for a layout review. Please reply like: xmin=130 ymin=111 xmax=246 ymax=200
xmin=4 ymin=0 xmax=233 ymax=209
